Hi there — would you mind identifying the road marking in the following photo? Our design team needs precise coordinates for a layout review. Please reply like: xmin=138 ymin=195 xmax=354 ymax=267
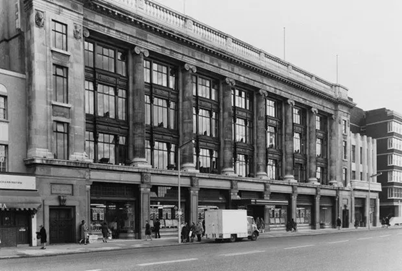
xmin=284 ymin=245 xmax=314 ymax=250
xmin=357 ymin=237 xmax=373 ymax=240
xmin=85 ymin=269 xmax=102 ymax=271
xmin=327 ymin=240 xmax=349 ymax=244
xmin=378 ymin=235 xmax=390 ymax=238
xmin=138 ymin=258 xmax=198 ymax=267
xmin=221 ymin=250 xmax=265 ymax=257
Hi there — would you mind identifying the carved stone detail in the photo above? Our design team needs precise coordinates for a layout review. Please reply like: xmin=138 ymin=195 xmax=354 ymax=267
xmin=264 ymin=183 xmax=271 ymax=199
xmin=35 ymin=10 xmax=44 ymax=28
xmin=184 ymin=63 xmax=197 ymax=73
xmin=311 ymin=107 xmax=318 ymax=115
xmin=287 ymin=99 xmax=295 ymax=107
xmin=191 ymin=177 xmax=199 ymax=188
xmin=73 ymin=23 xmax=82 ymax=40
xmin=292 ymin=185 xmax=298 ymax=195
xmin=225 ymin=77 xmax=235 ymax=87
xmin=134 ymin=46 xmax=149 ymax=57
xmin=141 ymin=172 xmax=151 ymax=184
xmin=231 ymin=180 xmax=238 ymax=190
xmin=83 ymin=27 xmax=90 ymax=38
xmin=259 ymin=89 xmax=269 ymax=98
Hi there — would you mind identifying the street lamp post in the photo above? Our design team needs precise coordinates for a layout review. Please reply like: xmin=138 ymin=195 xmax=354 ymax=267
xmin=177 ymin=139 xmax=193 ymax=244
xmin=368 ymin=172 xmax=382 ymax=230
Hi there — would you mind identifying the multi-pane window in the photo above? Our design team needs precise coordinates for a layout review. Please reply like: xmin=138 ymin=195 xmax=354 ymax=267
xmin=98 ymin=133 xmax=115 ymax=164
xmin=96 ymin=45 xmax=115 ymax=72
xmin=192 ymin=76 xmax=218 ymax=101
xmin=343 ymin=141 xmax=347 ymax=159
xmin=293 ymin=108 xmax=302 ymax=124
xmin=342 ymin=119 xmax=347 ymax=134
xmin=316 ymin=167 xmax=322 ymax=183
xmin=86 ymin=83 xmax=126 ymax=120
xmin=118 ymin=136 xmax=127 ymax=165
xmin=85 ymin=81 xmax=95 ymax=115
xmin=388 ymin=121 xmax=402 ymax=133
xmin=85 ymin=131 xmax=95 ymax=162
xmin=84 ymin=41 xmax=94 ymax=67
xmin=234 ymin=118 xmax=252 ymax=143
xmin=117 ymin=89 xmax=127 ymax=120
xmin=0 ymin=96 xmax=6 ymax=120
xmin=194 ymin=109 xmax=218 ymax=137
xmin=388 ymin=187 xmax=402 ymax=199
xmin=233 ymin=88 xmax=250 ymax=110
xmin=316 ymin=138 xmax=323 ymax=157
xmin=267 ymin=126 xmax=276 ymax=148
xmin=315 ymin=115 xmax=321 ymax=130
xmin=351 ymin=145 xmax=356 ymax=163
xmin=236 ymin=154 xmax=248 ymax=177
xmin=148 ymin=97 xmax=176 ymax=129
xmin=267 ymin=159 xmax=277 ymax=180
xmin=342 ymin=168 xmax=347 ymax=182
xmin=294 ymin=133 xmax=302 ymax=153
xmin=52 ymin=21 xmax=67 ymax=51
xmin=144 ymin=60 xmax=176 ymax=89
xmin=145 ymin=95 xmax=151 ymax=125
xmin=196 ymin=148 xmax=218 ymax=173
xmin=388 ymin=138 xmax=402 ymax=151
xmin=388 ymin=170 xmax=402 ymax=182
xmin=116 ymin=51 xmax=127 ymax=77
xmin=0 ymin=144 xmax=7 ymax=172
xmin=53 ymin=65 xmax=68 ymax=103
xmin=267 ymin=99 xmax=276 ymax=117
xmin=352 ymin=170 xmax=356 ymax=180
xmin=152 ymin=141 xmax=176 ymax=170
xmin=388 ymin=154 xmax=402 ymax=166
xmin=360 ymin=147 xmax=363 ymax=164
xmin=53 ymin=122 xmax=68 ymax=160
xmin=97 ymin=84 xmax=115 ymax=118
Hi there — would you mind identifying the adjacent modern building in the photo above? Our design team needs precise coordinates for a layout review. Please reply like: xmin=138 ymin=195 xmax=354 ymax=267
xmin=351 ymin=107 xmax=402 ymax=219
xmin=0 ymin=0 xmax=381 ymax=247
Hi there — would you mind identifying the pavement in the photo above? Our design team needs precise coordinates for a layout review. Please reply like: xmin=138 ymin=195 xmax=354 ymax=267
xmin=0 ymin=226 xmax=396 ymax=260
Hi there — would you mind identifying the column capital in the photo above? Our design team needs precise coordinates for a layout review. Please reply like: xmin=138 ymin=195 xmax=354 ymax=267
xmin=141 ymin=172 xmax=151 ymax=184
xmin=133 ymin=46 xmax=149 ymax=57
xmin=231 ymin=180 xmax=238 ymax=190
xmin=224 ymin=77 xmax=236 ymax=87
xmin=259 ymin=89 xmax=269 ymax=98
xmin=184 ymin=63 xmax=197 ymax=73
xmin=191 ymin=177 xmax=199 ymax=188
xmin=287 ymin=99 xmax=295 ymax=107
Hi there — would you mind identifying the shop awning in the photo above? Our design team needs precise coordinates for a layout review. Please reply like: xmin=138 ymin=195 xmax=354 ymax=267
xmin=0 ymin=190 xmax=42 ymax=210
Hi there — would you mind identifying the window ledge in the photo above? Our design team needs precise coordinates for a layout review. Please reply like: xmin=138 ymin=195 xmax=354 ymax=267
xmin=0 ymin=119 xmax=9 ymax=124
xmin=51 ymin=101 xmax=72 ymax=108
xmin=51 ymin=48 xmax=71 ymax=56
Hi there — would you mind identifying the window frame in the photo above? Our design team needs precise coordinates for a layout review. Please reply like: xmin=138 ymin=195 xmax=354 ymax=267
xmin=0 ymin=144 xmax=7 ymax=172
xmin=53 ymin=64 xmax=68 ymax=104
xmin=52 ymin=20 xmax=67 ymax=51
xmin=53 ymin=122 xmax=69 ymax=160
xmin=0 ymin=95 xmax=7 ymax=120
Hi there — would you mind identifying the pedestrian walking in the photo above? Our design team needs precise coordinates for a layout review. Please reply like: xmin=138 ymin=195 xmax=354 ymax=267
xmin=189 ymin=222 xmax=196 ymax=242
xmin=79 ymin=220 xmax=88 ymax=245
xmin=291 ymin=218 xmax=297 ymax=232
xmin=385 ymin=216 xmax=390 ymax=228
xmin=154 ymin=219 xmax=161 ymax=238
xmin=202 ymin=219 xmax=205 ymax=237
xmin=195 ymin=221 xmax=203 ymax=242
xmin=181 ymin=222 xmax=189 ymax=243
xmin=37 ymin=225 xmax=47 ymax=249
xmin=256 ymin=217 xmax=261 ymax=231
xmin=101 ymin=222 xmax=109 ymax=243
xmin=260 ymin=218 xmax=265 ymax=233
xmin=336 ymin=217 xmax=342 ymax=230
xmin=145 ymin=220 xmax=152 ymax=241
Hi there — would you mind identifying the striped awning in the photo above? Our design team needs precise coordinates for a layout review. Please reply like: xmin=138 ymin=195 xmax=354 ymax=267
xmin=0 ymin=190 xmax=42 ymax=211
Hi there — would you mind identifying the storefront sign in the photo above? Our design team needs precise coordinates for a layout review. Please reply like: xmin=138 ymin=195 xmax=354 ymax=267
xmin=0 ymin=203 xmax=7 ymax=210
xmin=51 ymin=184 xmax=73 ymax=195
xmin=0 ymin=175 xmax=36 ymax=190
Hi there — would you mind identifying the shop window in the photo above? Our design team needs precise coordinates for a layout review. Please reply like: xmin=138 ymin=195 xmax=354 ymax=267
xmin=52 ymin=20 xmax=67 ymax=51
xmin=53 ymin=65 xmax=68 ymax=103
xmin=53 ymin=122 xmax=68 ymax=160
xmin=0 ymin=144 xmax=7 ymax=172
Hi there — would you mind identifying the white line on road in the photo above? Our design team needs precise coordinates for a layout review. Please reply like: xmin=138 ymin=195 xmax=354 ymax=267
xmin=284 ymin=245 xmax=314 ymax=250
xmin=221 ymin=250 xmax=265 ymax=257
xmin=327 ymin=240 xmax=349 ymax=244
xmin=85 ymin=269 xmax=102 ymax=271
xmin=138 ymin=258 xmax=198 ymax=267
xmin=357 ymin=237 xmax=373 ymax=240
xmin=378 ymin=235 xmax=391 ymax=238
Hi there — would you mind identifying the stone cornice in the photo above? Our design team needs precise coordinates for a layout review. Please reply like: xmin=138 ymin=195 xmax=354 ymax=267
xmin=83 ymin=1 xmax=354 ymax=108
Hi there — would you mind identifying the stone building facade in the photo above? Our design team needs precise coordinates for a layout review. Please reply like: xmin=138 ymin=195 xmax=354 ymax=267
xmin=0 ymin=0 xmax=381 ymax=246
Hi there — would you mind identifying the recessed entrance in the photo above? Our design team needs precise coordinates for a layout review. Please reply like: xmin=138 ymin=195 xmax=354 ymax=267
xmin=49 ymin=207 xmax=75 ymax=244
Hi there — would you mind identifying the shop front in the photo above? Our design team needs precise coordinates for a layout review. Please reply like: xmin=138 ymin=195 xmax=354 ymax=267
xmin=90 ymin=182 xmax=136 ymax=239
xmin=296 ymin=195 xmax=313 ymax=229
xmin=354 ymin=198 xmax=366 ymax=227
xmin=0 ymin=174 xmax=41 ymax=247
xmin=319 ymin=196 xmax=334 ymax=228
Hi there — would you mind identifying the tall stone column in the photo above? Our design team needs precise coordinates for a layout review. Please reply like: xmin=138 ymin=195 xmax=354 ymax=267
xmin=181 ymin=64 xmax=197 ymax=171
xmin=131 ymin=46 xmax=151 ymax=168
xmin=308 ymin=108 xmax=318 ymax=183
xmin=139 ymin=173 xmax=151 ymax=239
xmin=188 ymin=177 xmax=199 ymax=224
xmin=227 ymin=181 xmax=239 ymax=209
xmin=291 ymin=185 xmax=297 ymax=220
xmin=284 ymin=99 xmax=295 ymax=181
xmin=329 ymin=113 xmax=339 ymax=183
xmin=256 ymin=89 xmax=268 ymax=178
xmin=314 ymin=188 xmax=321 ymax=229
xmin=127 ymin=50 xmax=134 ymax=163
xmin=222 ymin=78 xmax=235 ymax=175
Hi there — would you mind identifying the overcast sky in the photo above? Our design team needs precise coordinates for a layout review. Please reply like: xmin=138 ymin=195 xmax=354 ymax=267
xmin=156 ymin=0 xmax=402 ymax=112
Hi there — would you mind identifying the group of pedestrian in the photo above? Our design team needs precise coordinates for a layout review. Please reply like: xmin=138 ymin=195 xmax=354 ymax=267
xmin=286 ymin=218 xmax=297 ymax=232
xmin=381 ymin=217 xmax=390 ymax=228
xmin=255 ymin=217 xmax=265 ymax=233
xmin=181 ymin=221 xmax=204 ymax=242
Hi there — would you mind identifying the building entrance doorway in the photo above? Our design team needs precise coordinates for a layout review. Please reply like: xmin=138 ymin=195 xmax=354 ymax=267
xmin=49 ymin=207 xmax=74 ymax=244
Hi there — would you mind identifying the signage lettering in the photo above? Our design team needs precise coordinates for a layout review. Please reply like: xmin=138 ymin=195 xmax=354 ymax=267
xmin=0 ymin=203 xmax=7 ymax=210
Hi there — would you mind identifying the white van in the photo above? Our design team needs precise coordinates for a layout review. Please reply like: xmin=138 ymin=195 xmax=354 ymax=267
xmin=389 ymin=217 xmax=402 ymax=226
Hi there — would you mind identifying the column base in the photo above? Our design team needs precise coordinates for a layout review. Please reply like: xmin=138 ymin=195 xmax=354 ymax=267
xmin=131 ymin=158 xmax=152 ymax=168
xmin=70 ymin=152 xmax=92 ymax=162
xmin=181 ymin=163 xmax=199 ymax=173
xmin=256 ymin=172 xmax=268 ymax=179
xmin=27 ymin=148 xmax=54 ymax=159
xmin=221 ymin=168 xmax=236 ymax=176
xmin=308 ymin=177 xmax=320 ymax=185
xmin=284 ymin=174 xmax=297 ymax=183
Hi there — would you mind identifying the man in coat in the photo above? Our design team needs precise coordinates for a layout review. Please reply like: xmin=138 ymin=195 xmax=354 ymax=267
xmin=336 ymin=217 xmax=342 ymax=230
xmin=39 ymin=225 xmax=47 ymax=249
xmin=154 ymin=219 xmax=161 ymax=238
